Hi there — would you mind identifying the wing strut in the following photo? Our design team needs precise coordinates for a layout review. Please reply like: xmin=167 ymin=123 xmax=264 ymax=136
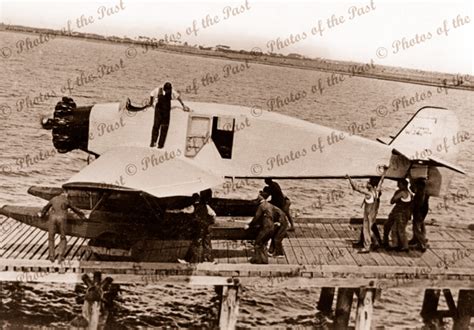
xmin=89 ymin=191 xmax=111 ymax=214
xmin=141 ymin=193 xmax=163 ymax=222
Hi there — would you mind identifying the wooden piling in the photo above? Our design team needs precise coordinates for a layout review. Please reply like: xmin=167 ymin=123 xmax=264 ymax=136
xmin=453 ymin=289 xmax=474 ymax=330
xmin=355 ymin=287 xmax=375 ymax=330
xmin=421 ymin=289 xmax=441 ymax=324
xmin=317 ymin=287 xmax=335 ymax=315
xmin=217 ymin=282 xmax=240 ymax=330
xmin=442 ymin=289 xmax=458 ymax=318
xmin=334 ymin=288 xmax=354 ymax=329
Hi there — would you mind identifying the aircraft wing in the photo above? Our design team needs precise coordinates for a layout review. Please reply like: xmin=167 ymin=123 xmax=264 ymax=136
xmin=427 ymin=155 xmax=466 ymax=174
xmin=64 ymin=146 xmax=224 ymax=198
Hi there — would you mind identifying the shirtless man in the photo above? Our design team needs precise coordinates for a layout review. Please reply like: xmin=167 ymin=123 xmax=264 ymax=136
xmin=38 ymin=192 xmax=87 ymax=262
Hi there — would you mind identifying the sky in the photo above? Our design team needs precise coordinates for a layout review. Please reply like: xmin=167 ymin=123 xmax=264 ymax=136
xmin=1 ymin=0 xmax=472 ymax=74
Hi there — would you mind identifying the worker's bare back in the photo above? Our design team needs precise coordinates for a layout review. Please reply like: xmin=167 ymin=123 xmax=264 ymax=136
xmin=47 ymin=195 xmax=70 ymax=218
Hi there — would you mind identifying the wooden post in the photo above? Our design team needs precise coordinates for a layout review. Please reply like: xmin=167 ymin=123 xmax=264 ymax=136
xmin=334 ymin=288 xmax=354 ymax=329
xmin=315 ymin=287 xmax=336 ymax=328
xmin=317 ymin=287 xmax=335 ymax=315
xmin=453 ymin=289 xmax=474 ymax=330
xmin=355 ymin=288 xmax=375 ymax=330
xmin=420 ymin=289 xmax=441 ymax=324
xmin=82 ymin=300 xmax=103 ymax=330
xmin=218 ymin=283 xmax=240 ymax=330
xmin=442 ymin=289 xmax=458 ymax=318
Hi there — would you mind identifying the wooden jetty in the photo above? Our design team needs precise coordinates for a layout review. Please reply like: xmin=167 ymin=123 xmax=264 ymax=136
xmin=1 ymin=215 xmax=473 ymax=329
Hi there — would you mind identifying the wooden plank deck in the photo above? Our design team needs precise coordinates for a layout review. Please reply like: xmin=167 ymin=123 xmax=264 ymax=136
xmin=0 ymin=216 xmax=473 ymax=288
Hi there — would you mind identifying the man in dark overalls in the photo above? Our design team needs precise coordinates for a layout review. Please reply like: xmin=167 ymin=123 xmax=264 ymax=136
xmin=245 ymin=190 xmax=275 ymax=264
xmin=410 ymin=179 xmax=429 ymax=252
xmin=126 ymin=82 xmax=189 ymax=148
xmin=269 ymin=205 xmax=289 ymax=257
xmin=383 ymin=179 xmax=414 ymax=251
xmin=184 ymin=189 xmax=216 ymax=263
xmin=264 ymin=179 xmax=295 ymax=231
xmin=151 ymin=83 xmax=176 ymax=148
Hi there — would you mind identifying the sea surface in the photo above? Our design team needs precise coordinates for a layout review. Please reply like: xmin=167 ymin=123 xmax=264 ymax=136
xmin=0 ymin=31 xmax=473 ymax=328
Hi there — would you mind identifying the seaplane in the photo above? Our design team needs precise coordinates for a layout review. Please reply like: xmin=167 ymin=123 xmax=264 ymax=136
xmin=0 ymin=96 xmax=466 ymax=252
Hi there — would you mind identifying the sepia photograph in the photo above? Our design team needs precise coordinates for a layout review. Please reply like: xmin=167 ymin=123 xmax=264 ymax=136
xmin=0 ymin=0 xmax=473 ymax=328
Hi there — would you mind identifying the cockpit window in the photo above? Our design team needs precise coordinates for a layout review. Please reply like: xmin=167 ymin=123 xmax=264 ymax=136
xmin=185 ymin=115 xmax=210 ymax=157
xmin=212 ymin=116 xmax=235 ymax=159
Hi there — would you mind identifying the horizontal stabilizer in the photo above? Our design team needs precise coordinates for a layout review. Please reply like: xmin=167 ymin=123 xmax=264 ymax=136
xmin=376 ymin=137 xmax=392 ymax=145
xmin=428 ymin=156 xmax=466 ymax=175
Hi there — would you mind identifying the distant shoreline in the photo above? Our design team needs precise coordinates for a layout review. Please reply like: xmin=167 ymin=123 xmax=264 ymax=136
xmin=2 ymin=23 xmax=473 ymax=91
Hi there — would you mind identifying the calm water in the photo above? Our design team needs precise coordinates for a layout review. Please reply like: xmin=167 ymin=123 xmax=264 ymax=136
xmin=0 ymin=31 xmax=473 ymax=328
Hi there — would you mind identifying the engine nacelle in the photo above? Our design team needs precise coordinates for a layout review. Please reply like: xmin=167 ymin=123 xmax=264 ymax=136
xmin=42 ymin=97 xmax=92 ymax=153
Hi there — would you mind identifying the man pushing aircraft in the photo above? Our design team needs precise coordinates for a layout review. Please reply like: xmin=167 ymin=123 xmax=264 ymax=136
xmin=38 ymin=192 xmax=88 ymax=263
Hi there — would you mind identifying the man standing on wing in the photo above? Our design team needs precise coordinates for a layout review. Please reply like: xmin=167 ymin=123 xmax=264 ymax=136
xmin=126 ymin=82 xmax=190 ymax=148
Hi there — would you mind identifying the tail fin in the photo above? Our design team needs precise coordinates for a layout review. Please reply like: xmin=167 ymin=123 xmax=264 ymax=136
xmin=388 ymin=106 xmax=466 ymax=196
xmin=390 ymin=106 xmax=463 ymax=165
